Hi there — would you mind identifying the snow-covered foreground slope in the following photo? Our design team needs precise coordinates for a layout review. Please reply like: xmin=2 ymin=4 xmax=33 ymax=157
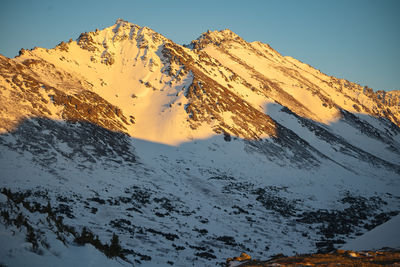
xmin=0 ymin=118 xmax=399 ymax=266
xmin=0 ymin=19 xmax=400 ymax=266
xmin=341 ymin=214 xmax=400 ymax=251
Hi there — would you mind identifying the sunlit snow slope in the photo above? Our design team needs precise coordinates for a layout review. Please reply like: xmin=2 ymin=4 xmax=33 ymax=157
xmin=1 ymin=19 xmax=400 ymax=266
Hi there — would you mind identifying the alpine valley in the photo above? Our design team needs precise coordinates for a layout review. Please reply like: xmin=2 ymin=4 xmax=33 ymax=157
xmin=0 ymin=19 xmax=399 ymax=266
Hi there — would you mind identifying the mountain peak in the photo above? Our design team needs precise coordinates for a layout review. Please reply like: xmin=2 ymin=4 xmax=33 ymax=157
xmin=115 ymin=18 xmax=129 ymax=25
xmin=112 ymin=18 xmax=142 ymax=32
xmin=201 ymin=28 xmax=240 ymax=42
xmin=187 ymin=28 xmax=242 ymax=50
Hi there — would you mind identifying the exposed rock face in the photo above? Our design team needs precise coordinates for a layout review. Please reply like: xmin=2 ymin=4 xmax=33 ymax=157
xmin=0 ymin=55 xmax=131 ymax=134
xmin=3 ymin=19 xmax=399 ymax=140
xmin=162 ymin=42 xmax=277 ymax=138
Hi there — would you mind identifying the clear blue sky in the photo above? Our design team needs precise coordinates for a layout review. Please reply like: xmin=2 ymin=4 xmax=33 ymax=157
xmin=1 ymin=0 xmax=399 ymax=91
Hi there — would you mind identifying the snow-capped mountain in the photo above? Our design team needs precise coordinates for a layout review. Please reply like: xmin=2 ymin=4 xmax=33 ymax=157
xmin=0 ymin=19 xmax=399 ymax=266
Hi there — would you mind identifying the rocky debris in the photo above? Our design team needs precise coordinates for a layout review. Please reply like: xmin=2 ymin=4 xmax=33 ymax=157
xmin=297 ymin=193 xmax=398 ymax=252
xmin=0 ymin=118 xmax=137 ymax=171
xmin=101 ymin=51 xmax=115 ymax=66
xmin=77 ymin=32 xmax=99 ymax=52
xmin=51 ymin=89 xmax=131 ymax=132
xmin=244 ymin=123 xmax=323 ymax=169
xmin=56 ymin=41 xmax=69 ymax=52
xmin=228 ymin=249 xmax=400 ymax=266
xmin=252 ymin=187 xmax=299 ymax=217
xmin=377 ymin=90 xmax=400 ymax=107
xmin=226 ymin=252 xmax=252 ymax=266
xmin=0 ymin=55 xmax=132 ymax=135
xmin=162 ymin=41 xmax=278 ymax=139
xmin=189 ymin=29 xmax=245 ymax=51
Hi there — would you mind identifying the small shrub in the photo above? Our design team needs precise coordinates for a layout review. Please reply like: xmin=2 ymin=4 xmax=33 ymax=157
xmin=106 ymin=233 xmax=122 ymax=258
xmin=74 ymin=227 xmax=94 ymax=245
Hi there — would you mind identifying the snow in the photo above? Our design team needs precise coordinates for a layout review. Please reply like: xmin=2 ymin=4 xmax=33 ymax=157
xmin=341 ymin=214 xmax=400 ymax=251
xmin=0 ymin=223 xmax=124 ymax=267
xmin=1 ymin=19 xmax=400 ymax=266
xmin=12 ymin=21 xmax=220 ymax=146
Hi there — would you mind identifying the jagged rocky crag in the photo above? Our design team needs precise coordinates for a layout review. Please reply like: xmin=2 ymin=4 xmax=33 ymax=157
xmin=0 ymin=19 xmax=400 ymax=266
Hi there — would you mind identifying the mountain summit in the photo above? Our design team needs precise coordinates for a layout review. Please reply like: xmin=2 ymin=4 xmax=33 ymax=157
xmin=0 ymin=20 xmax=399 ymax=266
xmin=4 ymin=19 xmax=400 ymax=143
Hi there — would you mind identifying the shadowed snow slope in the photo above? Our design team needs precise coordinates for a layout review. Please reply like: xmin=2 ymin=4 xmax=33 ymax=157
xmin=341 ymin=214 xmax=400 ymax=251
xmin=0 ymin=19 xmax=400 ymax=266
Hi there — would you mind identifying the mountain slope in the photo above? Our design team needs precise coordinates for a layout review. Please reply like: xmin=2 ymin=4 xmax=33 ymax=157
xmin=0 ymin=19 xmax=399 ymax=266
